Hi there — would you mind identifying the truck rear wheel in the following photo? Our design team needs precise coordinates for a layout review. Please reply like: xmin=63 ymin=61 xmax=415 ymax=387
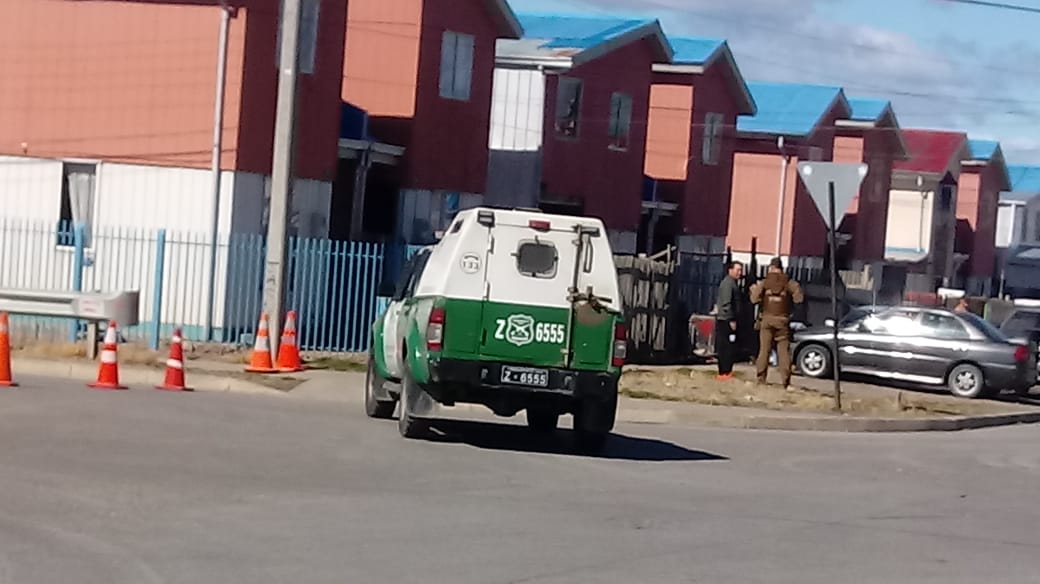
xmin=398 ymin=369 xmax=430 ymax=439
xmin=365 ymin=358 xmax=397 ymax=419
xmin=573 ymin=390 xmax=617 ymax=454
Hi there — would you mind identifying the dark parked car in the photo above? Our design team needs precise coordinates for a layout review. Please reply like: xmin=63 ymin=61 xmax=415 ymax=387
xmin=998 ymin=305 xmax=1040 ymax=383
xmin=792 ymin=306 xmax=1034 ymax=398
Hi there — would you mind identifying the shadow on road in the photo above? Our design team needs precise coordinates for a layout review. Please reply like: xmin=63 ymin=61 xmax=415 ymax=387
xmin=425 ymin=419 xmax=728 ymax=462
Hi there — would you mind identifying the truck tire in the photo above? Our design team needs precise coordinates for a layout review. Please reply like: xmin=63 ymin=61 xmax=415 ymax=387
xmin=573 ymin=389 xmax=617 ymax=454
xmin=365 ymin=358 xmax=397 ymax=419
xmin=398 ymin=369 xmax=430 ymax=439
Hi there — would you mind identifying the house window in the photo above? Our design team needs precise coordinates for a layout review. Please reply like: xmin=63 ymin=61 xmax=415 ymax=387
xmin=808 ymin=146 xmax=823 ymax=161
xmin=608 ymin=92 xmax=633 ymax=150
xmin=57 ymin=163 xmax=97 ymax=248
xmin=701 ymin=113 xmax=724 ymax=165
xmin=276 ymin=0 xmax=320 ymax=75
xmin=555 ymin=77 xmax=583 ymax=139
xmin=940 ymin=184 xmax=954 ymax=211
xmin=439 ymin=31 xmax=474 ymax=101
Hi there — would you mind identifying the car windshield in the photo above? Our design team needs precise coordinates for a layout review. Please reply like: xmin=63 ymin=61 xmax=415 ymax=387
xmin=961 ymin=312 xmax=1010 ymax=343
xmin=1001 ymin=311 xmax=1040 ymax=338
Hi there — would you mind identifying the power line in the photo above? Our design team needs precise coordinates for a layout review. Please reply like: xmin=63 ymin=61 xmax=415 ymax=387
xmin=938 ymin=0 xmax=1040 ymax=13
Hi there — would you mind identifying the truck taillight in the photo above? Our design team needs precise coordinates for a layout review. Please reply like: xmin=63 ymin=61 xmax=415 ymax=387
xmin=427 ymin=307 xmax=445 ymax=351
xmin=612 ymin=323 xmax=628 ymax=367
xmin=1015 ymin=345 xmax=1029 ymax=363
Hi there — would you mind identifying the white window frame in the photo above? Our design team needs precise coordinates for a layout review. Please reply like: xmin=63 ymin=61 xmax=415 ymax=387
xmin=554 ymin=77 xmax=583 ymax=140
xmin=701 ymin=112 xmax=724 ymax=165
xmin=439 ymin=31 xmax=474 ymax=101
xmin=276 ymin=0 xmax=321 ymax=75
xmin=57 ymin=161 xmax=98 ymax=249
xmin=608 ymin=92 xmax=633 ymax=151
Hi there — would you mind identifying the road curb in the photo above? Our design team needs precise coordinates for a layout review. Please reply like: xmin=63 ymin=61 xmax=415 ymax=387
xmin=417 ymin=398 xmax=1040 ymax=433
xmin=656 ymin=408 xmax=1040 ymax=432
xmin=10 ymin=357 xmax=287 ymax=397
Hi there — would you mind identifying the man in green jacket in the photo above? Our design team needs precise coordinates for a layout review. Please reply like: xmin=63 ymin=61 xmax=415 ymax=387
xmin=715 ymin=261 xmax=744 ymax=380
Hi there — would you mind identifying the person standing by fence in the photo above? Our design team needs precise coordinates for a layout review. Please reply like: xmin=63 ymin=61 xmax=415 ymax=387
xmin=715 ymin=261 xmax=744 ymax=380
xmin=750 ymin=257 xmax=804 ymax=387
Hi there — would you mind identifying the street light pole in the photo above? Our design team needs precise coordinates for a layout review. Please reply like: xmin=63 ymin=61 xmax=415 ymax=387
xmin=262 ymin=0 xmax=303 ymax=348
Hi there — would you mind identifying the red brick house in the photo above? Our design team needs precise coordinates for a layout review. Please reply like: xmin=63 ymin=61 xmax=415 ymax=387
xmin=0 ymin=0 xmax=347 ymax=237
xmin=341 ymin=0 xmax=523 ymax=243
xmin=833 ymin=97 xmax=909 ymax=268
xmin=956 ymin=139 xmax=1011 ymax=295
xmin=726 ymin=82 xmax=851 ymax=267
xmin=486 ymin=14 xmax=673 ymax=253
xmin=643 ymin=37 xmax=757 ymax=255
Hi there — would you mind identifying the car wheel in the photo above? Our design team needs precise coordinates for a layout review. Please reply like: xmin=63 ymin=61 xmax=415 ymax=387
xmin=364 ymin=358 xmax=396 ymax=419
xmin=526 ymin=407 xmax=560 ymax=432
xmin=947 ymin=363 xmax=986 ymax=399
xmin=796 ymin=344 xmax=831 ymax=379
xmin=398 ymin=368 xmax=430 ymax=439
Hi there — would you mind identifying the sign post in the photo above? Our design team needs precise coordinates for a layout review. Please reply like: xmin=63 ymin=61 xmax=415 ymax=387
xmin=796 ymin=162 xmax=868 ymax=411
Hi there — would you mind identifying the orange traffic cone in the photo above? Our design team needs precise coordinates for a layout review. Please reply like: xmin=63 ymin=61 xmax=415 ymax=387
xmin=156 ymin=328 xmax=192 ymax=392
xmin=0 ymin=312 xmax=18 ymax=388
xmin=89 ymin=321 xmax=127 ymax=390
xmin=245 ymin=313 xmax=277 ymax=373
xmin=275 ymin=310 xmax=305 ymax=373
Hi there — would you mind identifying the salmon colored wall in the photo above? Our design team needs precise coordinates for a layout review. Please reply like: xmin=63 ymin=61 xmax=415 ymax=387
xmin=727 ymin=116 xmax=842 ymax=258
xmin=0 ymin=0 xmax=240 ymax=169
xmin=957 ymin=167 xmax=999 ymax=277
xmin=541 ymin=39 xmax=657 ymax=231
xmin=645 ymin=80 xmax=693 ymax=182
xmin=0 ymin=0 xmax=343 ymax=181
xmin=726 ymin=151 xmax=796 ymax=255
xmin=407 ymin=0 xmax=499 ymax=193
xmin=832 ymin=136 xmax=863 ymax=167
xmin=342 ymin=0 xmax=422 ymax=127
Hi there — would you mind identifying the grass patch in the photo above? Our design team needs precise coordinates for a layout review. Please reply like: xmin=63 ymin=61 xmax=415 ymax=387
xmin=618 ymin=367 xmax=1017 ymax=418
xmin=305 ymin=356 xmax=367 ymax=372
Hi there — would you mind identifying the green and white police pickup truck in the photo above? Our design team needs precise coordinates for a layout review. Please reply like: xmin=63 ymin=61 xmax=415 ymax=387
xmin=365 ymin=207 xmax=627 ymax=452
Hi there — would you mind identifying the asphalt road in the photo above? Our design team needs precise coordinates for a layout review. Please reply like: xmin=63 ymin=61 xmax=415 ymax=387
xmin=0 ymin=375 xmax=1039 ymax=583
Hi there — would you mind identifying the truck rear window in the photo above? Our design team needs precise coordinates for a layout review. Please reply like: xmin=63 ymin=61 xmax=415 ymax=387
xmin=516 ymin=241 xmax=558 ymax=278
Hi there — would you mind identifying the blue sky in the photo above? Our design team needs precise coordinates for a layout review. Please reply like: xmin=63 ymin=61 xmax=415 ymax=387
xmin=508 ymin=0 xmax=1040 ymax=163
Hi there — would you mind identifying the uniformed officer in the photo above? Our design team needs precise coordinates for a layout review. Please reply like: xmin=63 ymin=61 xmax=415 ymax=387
xmin=750 ymin=257 xmax=805 ymax=387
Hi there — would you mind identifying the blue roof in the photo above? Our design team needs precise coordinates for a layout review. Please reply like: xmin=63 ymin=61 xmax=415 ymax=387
xmin=668 ymin=37 xmax=725 ymax=65
xmin=517 ymin=14 xmax=652 ymax=50
xmin=1008 ymin=165 xmax=1040 ymax=193
xmin=846 ymin=97 xmax=890 ymax=122
xmin=737 ymin=82 xmax=846 ymax=137
xmin=968 ymin=139 xmax=1000 ymax=161
xmin=505 ymin=13 xmax=671 ymax=64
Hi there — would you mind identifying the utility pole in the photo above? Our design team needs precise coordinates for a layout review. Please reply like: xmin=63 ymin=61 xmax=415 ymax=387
xmin=262 ymin=0 xmax=303 ymax=347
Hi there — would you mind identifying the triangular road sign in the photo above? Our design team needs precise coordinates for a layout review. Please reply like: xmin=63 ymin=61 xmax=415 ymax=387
xmin=797 ymin=162 xmax=868 ymax=230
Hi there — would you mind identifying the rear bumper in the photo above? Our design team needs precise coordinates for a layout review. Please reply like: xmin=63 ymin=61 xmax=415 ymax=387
xmin=428 ymin=358 xmax=618 ymax=401
xmin=982 ymin=363 xmax=1034 ymax=390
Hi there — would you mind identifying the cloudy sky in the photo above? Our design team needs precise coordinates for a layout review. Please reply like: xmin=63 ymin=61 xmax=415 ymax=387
xmin=509 ymin=0 xmax=1040 ymax=164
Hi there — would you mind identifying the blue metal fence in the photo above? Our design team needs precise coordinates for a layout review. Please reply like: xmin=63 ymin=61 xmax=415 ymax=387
xmin=0 ymin=218 xmax=403 ymax=354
